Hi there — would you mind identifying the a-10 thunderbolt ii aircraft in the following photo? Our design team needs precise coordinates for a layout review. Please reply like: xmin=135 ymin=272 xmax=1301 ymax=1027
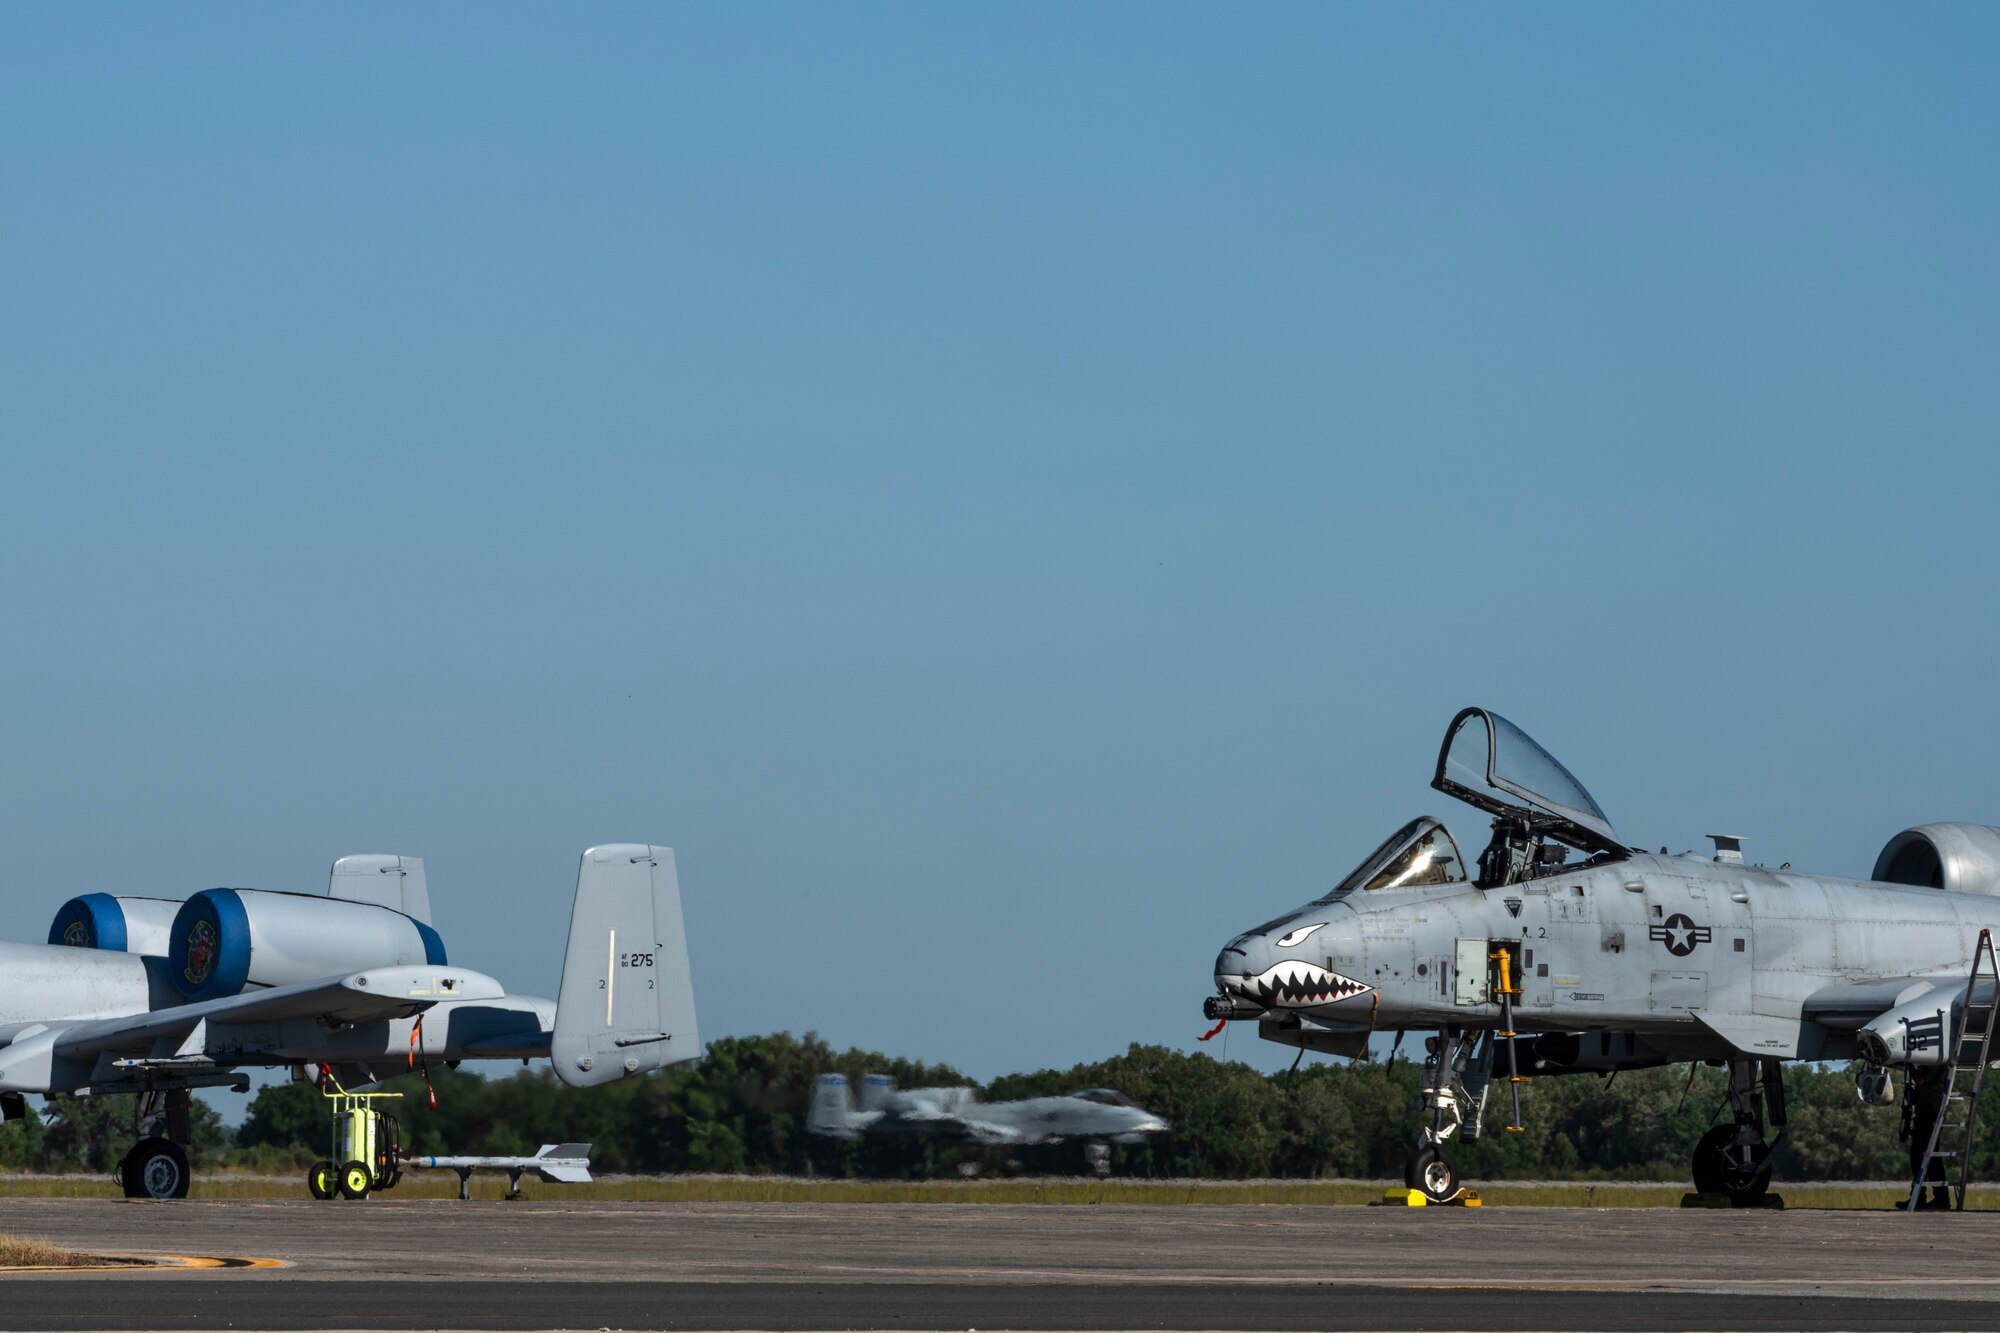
xmin=1205 ymin=706 xmax=2000 ymax=1206
xmin=0 ymin=845 xmax=699 ymax=1198
xmin=809 ymin=1074 xmax=1169 ymax=1171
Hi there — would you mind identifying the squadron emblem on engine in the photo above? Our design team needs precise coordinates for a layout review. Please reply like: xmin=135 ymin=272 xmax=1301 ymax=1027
xmin=183 ymin=919 xmax=218 ymax=986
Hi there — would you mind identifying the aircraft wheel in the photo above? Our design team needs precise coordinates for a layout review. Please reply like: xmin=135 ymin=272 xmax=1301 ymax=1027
xmin=1691 ymin=1125 xmax=1772 ymax=1205
xmin=307 ymin=1160 xmax=336 ymax=1200
xmin=338 ymin=1159 xmax=372 ymax=1201
xmin=1406 ymin=1144 xmax=1460 ymax=1202
xmin=121 ymin=1138 xmax=191 ymax=1200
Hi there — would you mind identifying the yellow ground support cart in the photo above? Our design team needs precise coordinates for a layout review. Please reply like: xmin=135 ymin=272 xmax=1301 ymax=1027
xmin=307 ymin=1087 xmax=404 ymax=1201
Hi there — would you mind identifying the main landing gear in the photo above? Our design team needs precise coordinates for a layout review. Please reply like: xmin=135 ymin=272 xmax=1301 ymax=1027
xmin=1689 ymin=1058 xmax=1784 ymax=1208
xmin=119 ymin=1089 xmax=193 ymax=1200
xmin=1407 ymin=1027 xmax=1494 ymax=1203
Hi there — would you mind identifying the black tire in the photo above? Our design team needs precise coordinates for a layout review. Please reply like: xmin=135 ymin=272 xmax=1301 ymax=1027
xmin=1405 ymin=1143 xmax=1460 ymax=1202
xmin=307 ymin=1160 xmax=336 ymax=1200
xmin=338 ymin=1159 xmax=372 ymax=1201
xmin=1691 ymin=1125 xmax=1772 ymax=1205
xmin=121 ymin=1138 xmax=191 ymax=1200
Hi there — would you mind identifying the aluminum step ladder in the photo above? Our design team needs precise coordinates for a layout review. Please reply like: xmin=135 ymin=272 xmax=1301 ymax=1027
xmin=1909 ymin=929 xmax=2000 ymax=1213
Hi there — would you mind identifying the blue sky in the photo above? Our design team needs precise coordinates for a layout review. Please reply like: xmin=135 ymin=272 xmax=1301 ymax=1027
xmin=3 ymin=6 xmax=1997 ymax=1112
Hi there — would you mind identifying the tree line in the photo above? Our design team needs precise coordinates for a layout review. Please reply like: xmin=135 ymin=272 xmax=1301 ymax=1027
xmin=0 ymin=1033 xmax=1971 ymax=1181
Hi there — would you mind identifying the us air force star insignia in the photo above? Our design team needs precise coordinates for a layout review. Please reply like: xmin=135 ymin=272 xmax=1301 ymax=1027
xmin=1648 ymin=913 xmax=1712 ymax=958
xmin=1503 ymin=897 xmax=1522 ymax=919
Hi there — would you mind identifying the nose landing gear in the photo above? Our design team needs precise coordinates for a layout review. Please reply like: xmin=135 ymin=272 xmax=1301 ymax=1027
xmin=1406 ymin=1143 xmax=1460 ymax=1201
xmin=1407 ymin=1027 xmax=1490 ymax=1203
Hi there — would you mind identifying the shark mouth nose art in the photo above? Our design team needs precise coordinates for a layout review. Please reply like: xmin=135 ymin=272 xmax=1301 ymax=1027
xmin=1232 ymin=960 xmax=1372 ymax=1007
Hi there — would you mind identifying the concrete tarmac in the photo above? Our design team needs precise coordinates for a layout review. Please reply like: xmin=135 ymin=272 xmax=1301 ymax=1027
xmin=1 ymin=1197 xmax=1996 ymax=1329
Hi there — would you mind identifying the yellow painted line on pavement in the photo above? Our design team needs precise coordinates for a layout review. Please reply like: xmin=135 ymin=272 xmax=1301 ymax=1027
xmin=0 ymin=1253 xmax=287 ymax=1274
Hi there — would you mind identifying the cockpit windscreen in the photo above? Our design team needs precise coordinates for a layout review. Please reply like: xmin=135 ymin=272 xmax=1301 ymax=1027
xmin=1071 ymin=1088 xmax=1136 ymax=1107
xmin=1318 ymin=816 xmax=1467 ymax=901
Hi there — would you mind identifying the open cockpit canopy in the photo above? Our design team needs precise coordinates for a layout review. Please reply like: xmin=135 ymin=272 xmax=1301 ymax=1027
xmin=1431 ymin=707 xmax=1621 ymax=855
xmin=1316 ymin=815 xmax=1469 ymax=902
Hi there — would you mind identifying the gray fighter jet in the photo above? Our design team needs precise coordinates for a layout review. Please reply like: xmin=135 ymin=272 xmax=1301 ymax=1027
xmin=808 ymin=1074 xmax=1169 ymax=1160
xmin=3 ymin=845 xmax=699 ymax=1198
xmin=1205 ymin=706 xmax=2000 ymax=1206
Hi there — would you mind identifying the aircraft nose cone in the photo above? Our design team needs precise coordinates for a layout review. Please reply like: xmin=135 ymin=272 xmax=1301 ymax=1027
xmin=1213 ymin=912 xmax=1374 ymax=1012
xmin=1213 ymin=937 xmax=1265 ymax=1000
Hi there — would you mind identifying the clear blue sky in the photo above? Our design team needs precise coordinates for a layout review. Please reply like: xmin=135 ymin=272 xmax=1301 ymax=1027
xmin=3 ymin=6 xmax=1997 ymax=1109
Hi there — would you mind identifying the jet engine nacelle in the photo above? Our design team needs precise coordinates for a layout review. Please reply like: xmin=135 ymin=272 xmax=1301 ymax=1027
xmin=1856 ymin=989 xmax=1955 ymax=1067
xmin=166 ymin=888 xmax=446 ymax=1001
xmin=1874 ymin=824 xmax=2000 ymax=896
xmin=48 ymin=894 xmax=184 ymax=957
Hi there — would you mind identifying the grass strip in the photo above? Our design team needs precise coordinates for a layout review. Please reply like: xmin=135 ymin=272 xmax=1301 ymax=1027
xmin=0 ymin=1232 xmax=139 ymax=1268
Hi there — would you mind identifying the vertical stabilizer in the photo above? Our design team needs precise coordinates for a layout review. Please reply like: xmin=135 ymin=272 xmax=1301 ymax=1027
xmin=552 ymin=844 xmax=701 ymax=1088
xmin=857 ymin=1073 xmax=896 ymax=1114
xmin=808 ymin=1074 xmax=857 ymax=1137
xmin=329 ymin=854 xmax=432 ymax=925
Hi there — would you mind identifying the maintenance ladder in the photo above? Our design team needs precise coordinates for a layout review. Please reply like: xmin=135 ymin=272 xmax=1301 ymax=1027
xmin=1910 ymin=929 xmax=2000 ymax=1213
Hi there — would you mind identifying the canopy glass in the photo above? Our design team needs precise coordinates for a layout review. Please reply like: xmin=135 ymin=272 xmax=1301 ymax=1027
xmin=1432 ymin=707 xmax=1620 ymax=852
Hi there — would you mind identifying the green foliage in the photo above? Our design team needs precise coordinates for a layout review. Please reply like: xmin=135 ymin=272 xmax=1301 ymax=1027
xmin=217 ymin=1036 xmax=1925 ymax=1183
xmin=234 ymin=1080 xmax=325 ymax=1156
xmin=0 ymin=1105 xmax=44 ymax=1169
xmin=38 ymin=1093 xmax=226 ymax=1171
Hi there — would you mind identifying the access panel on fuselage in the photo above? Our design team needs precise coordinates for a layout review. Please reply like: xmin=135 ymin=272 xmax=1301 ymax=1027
xmin=1641 ymin=873 xmax=1752 ymax=1016
xmin=1507 ymin=880 xmax=1596 ymax=1011
xmin=1453 ymin=937 xmax=1489 ymax=1005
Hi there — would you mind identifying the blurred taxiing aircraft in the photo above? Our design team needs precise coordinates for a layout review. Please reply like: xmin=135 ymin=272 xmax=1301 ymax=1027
xmin=808 ymin=1074 xmax=1167 ymax=1156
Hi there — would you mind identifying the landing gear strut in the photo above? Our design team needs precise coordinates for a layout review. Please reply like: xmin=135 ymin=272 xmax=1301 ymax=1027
xmin=120 ymin=1089 xmax=193 ymax=1199
xmin=1407 ymin=1028 xmax=1491 ymax=1202
xmin=1083 ymin=1142 xmax=1112 ymax=1177
xmin=1690 ymin=1058 xmax=1783 ymax=1207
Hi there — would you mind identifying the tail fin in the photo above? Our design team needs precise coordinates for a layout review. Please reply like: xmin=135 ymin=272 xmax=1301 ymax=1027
xmin=329 ymin=854 xmax=432 ymax=925
xmin=808 ymin=1074 xmax=857 ymax=1138
xmin=857 ymin=1073 xmax=896 ymax=1114
xmin=532 ymin=1143 xmax=593 ymax=1183
xmin=552 ymin=844 xmax=701 ymax=1088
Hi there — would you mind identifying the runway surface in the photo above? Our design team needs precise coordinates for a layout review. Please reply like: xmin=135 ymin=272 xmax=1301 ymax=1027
xmin=3 ymin=1197 xmax=1998 ymax=1329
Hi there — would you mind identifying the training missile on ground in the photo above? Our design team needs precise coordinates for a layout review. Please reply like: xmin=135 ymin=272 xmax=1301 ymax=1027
xmin=405 ymin=1142 xmax=592 ymax=1199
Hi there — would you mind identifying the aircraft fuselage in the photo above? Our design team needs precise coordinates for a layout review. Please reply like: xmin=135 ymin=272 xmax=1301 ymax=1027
xmin=1216 ymin=852 xmax=2000 ymax=1063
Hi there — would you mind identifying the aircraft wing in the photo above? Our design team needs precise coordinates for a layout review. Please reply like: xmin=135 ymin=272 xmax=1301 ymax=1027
xmin=50 ymin=965 xmax=505 ymax=1062
xmin=1800 ymin=975 xmax=1972 ymax=1032
xmin=892 ymin=1104 xmax=963 ymax=1124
